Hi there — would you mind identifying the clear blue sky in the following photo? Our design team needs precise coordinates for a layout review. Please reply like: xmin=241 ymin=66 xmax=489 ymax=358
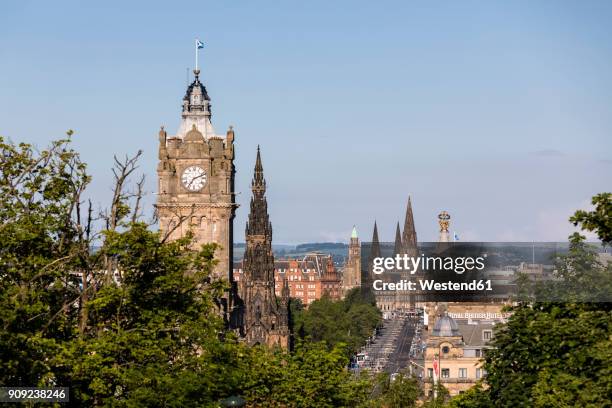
xmin=1 ymin=0 xmax=610 ymax=243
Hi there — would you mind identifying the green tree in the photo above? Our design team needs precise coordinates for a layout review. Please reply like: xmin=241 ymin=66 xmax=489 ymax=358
xmin=293 ymin=288 xmax=382 ymax=356
xmin=373 ymin=373 xmax=421 ymax=408
xmin=569 ymin=192 xmax=611 ymax=244
xmin=0 ymin=134 xmax=89 ymax=386
xmin=231 ymin=341 xmax=372 ymax=407
xmin=446 ymin=193 xmax=612 ymax=407
xmin=0 ymin=135 xmax=244 ymax=406
xmin=421 ymin=383 xmax=449 ymax=408
xmin=0 ymin=135 xmax=385 ymax=407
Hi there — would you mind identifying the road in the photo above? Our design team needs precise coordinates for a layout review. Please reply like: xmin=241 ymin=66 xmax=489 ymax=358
xmin=385 ymin=316 xmax=418 ymax=374
xmin=358 ymin=316 xmax=420 ymax=374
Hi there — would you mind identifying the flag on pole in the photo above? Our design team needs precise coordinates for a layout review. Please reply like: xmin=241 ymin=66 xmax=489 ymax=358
xmin=196 ymin=39 xmax=205 ymax=49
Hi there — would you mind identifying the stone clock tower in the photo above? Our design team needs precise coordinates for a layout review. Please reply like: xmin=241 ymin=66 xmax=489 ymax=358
xmin=155 ymin=68 xmax=237 ymax=287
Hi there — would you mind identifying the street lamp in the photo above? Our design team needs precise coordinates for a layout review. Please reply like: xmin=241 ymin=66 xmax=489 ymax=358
xmin=220 ymin=395 xmax=246 ymax=407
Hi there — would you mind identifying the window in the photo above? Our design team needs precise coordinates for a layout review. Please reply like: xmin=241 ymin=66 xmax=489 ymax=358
xmin=475 ymin=349 xmax=482 ymax=357
xmin=458 ymin=368 xmax=467 ymax=378
xmin=427 ymin=368 xmax=433 ymax=378
xmin=442 ymin=346 xmax=450 ymax=354
xmin=476 ymin=368 xmax=487 ymax=379
xmin=441 ymin=369 xmax=449 ymax=378
xmin=483 ymin=330 xmax=492 ymax=341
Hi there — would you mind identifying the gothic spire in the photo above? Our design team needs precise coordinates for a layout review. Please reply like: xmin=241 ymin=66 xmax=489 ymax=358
xmin=245 ymin=147 xmax=272 ymax=239
xmin=252 ymin=145 xmax=266 ymax=191
xmin=240 ymin=146 xmax=289 ymax=348
xmin=394 ymin=221 xmax=403 ymax=255
xmin=370 ymin=221 xmax=381 ymax=260
xmin=402 ymin=196 xmax=418 ymax=255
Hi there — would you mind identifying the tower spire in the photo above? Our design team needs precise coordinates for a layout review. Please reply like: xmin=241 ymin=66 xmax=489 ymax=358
xmin=252 ymin=145 xmax=265 ymax=190
xmin=402 ymin=196 xmax=418 ymax=257
xmin=394 ymin=221 xmax=403 ymax=256
xmin=241 ymin=146 xmax=289 ymax=348
xmin=370 ymin=221 xmax=381 ymax=259
xmin=246 ymin=147 xmax=271 ymax=238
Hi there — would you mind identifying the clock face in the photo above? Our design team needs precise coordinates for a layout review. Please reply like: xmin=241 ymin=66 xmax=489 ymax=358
xmin=181 ymin=166 xmax=206 ymax=191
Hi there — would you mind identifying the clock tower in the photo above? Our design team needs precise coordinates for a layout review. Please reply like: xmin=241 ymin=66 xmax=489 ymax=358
xmin=155 ymin=68 xmax=237 ymax=287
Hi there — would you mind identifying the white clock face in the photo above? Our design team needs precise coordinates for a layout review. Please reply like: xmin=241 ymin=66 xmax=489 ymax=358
xmin=181 ymin=166 xmax=206 ymax=191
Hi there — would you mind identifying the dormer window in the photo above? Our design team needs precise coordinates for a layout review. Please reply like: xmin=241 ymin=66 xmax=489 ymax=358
xmin=483 ymin=330 xmax=492 ymax=341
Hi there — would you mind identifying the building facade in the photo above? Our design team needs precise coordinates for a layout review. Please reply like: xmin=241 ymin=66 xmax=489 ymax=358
xmin=423 ymin=313 xmax=495 ymax=397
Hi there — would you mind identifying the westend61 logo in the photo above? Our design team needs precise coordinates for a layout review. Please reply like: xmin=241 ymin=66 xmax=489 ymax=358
xmin=372 ymin=254 xmax=487 ymax=275
xmin=371 ymin=254 xmax=493 ymax=293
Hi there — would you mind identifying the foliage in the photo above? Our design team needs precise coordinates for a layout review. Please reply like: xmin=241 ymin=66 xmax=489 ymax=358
xmin=421 ymin=383 xmax=449 ymax=408
xmin=0 ymin=135 xmax=89 ymax=387
xmin=0 ymin=136 xmax=387 ymax=407
xmin=292 ymin=288 xmax=382 ymax=356
xmin=569 ymin=192 xmax=611 ymax=244
xmin=447 ymin=383 xmax=492 ymax=408
xmin=445 ymin=195 xmax=612 ymax=407
xmin=371 ymin=373 xmax=421 ymax=408
xmin=236 ymin=341 xmax=372 ymax=407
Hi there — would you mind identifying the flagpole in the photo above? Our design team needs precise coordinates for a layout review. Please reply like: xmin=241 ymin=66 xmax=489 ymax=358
xmin=195 ymin=39 xmax=199 ymax=71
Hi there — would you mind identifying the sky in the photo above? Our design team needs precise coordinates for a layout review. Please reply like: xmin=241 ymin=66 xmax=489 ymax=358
xmin=1 ymin=0 xmax=610 ymax=243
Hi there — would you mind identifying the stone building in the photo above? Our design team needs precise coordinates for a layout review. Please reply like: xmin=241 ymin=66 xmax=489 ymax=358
xmin=155 ymin=68 xmax=238 ymax=324
xmin=423 ymin=314 xmax=494 ymax=397
xmin=341 ymin=226 xmax=361 ymax=295
xmin=238 ymin=147 xmax=290 ymax=348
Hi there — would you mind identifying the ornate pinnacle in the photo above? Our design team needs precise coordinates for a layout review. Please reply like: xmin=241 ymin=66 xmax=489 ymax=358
xmin=438 ymin=211 xmax=451 ymax=233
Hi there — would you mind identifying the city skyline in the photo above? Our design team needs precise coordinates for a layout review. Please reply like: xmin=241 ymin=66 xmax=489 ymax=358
xmin=1 ymin=1 xmax=610 ymax=243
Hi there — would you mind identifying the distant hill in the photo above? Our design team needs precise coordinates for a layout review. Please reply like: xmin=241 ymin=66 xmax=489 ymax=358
xmin=295 ymin=242 xmax=348 ymax=252
xmin=233 ymin=242 xmax=348 ymax=265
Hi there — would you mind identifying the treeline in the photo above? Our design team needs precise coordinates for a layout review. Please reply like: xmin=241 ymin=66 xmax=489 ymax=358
xmin=1 ymin=135 xmax=610 ymax=407
xmin=291 ymin=288 xmax=382 ymax=356
xmin=295 ymin=242 xmax=348 ymax=252
xmin=0 ymin=136 xmax=417 ymax=407
xmin=450 ymin=193 xmax=612 ymax=407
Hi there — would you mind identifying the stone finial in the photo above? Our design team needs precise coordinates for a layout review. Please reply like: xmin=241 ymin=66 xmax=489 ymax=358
xmin=226 ymin=125 xmax=235 ymax=143
xmin=158 ymin=125 xmax=167 ymax=143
